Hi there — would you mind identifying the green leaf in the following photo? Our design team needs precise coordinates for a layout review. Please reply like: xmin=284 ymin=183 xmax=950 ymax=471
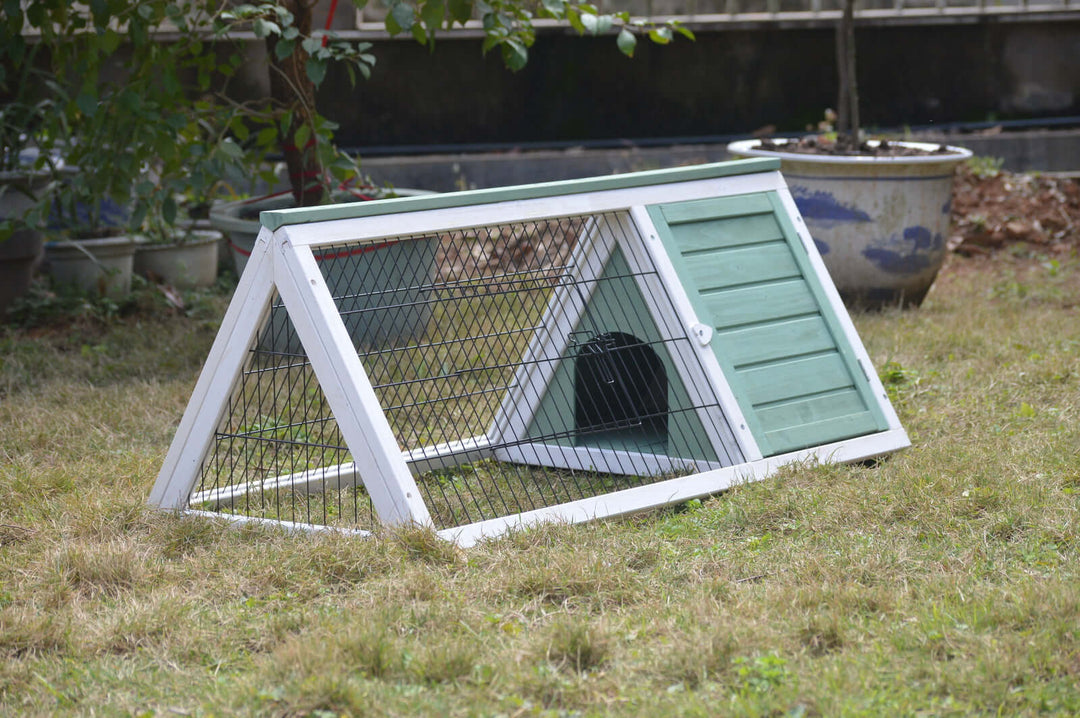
xmin=163 ymin=196 xmax=178 ymax=226
xmin=565 ymin=7 xmax=585 ymax=34
xmin=255 ymin=126 xmax=278 ymax=148
xmin=616 ymin=28 xmax=636 ymax=57
xmin=390 ymin=2 xmax=415 ymax=32
xmin=274 ymin=38 xmax=295 ymax=61
xmin=100 ymin=29 xmax=121 ymax=55
xmin=229 ymin=118 xmax=250 ymax=142
xmin=130 ymin=203 xmax=148 ymax=230
xmin=673 ymin=24 xmax=695 ymax=41
xmin=501 ymin=38 xmax=528 ymax=71
xmin=90 ymin=0 xmax=110 ymax=27
xmin=220 ymin=138 xmax=244 ymax=159
xmin=420 ymin=0 xmax=445 ymax=32
xmin=540 ymin=0 xmax=564 ymax=17
xmin=75 ymin=90 xmax=98 ymax=117
xmin=648 ymin=27 xmax=673 ymax=44
xmin=305 ymin=57 xmax=328 ymax=87
xmin=448 ymin=0 xmax=472 ymax=24
xmin=302 ymin=36 xmax=323 ymax=55
xmin=252 ymin=18 xmax=279 ymax=39
xmin=293 ymin=123 xmax=312 ymax=149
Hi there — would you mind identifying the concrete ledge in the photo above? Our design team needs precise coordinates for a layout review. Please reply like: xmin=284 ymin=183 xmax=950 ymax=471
xmin=362 ymin=128 xmax=1080 ymax=192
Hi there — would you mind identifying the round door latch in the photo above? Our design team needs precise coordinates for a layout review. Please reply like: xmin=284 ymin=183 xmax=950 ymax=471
xmin=692 ymin=323 xmax=713 ymax=346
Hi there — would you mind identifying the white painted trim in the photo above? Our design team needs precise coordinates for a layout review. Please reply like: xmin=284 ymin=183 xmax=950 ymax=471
xmin=148 ymin=227 xmax=277 ymax=509
xmin=273 ymin=228 xmax=433 ymax=527
xmin=190 ymin=435 xmax=498 ymax=508
xmin=628 ymin=205 xmax=765 ymax=462
xmin=441 ymin=427 xmax=910 ymax=547
xmin=190 ymin=461 xmax=360 ymax=507
xmin=403 ymin=435 xmax=495 ymax=475
xmin=280 ymin=174 xmax=785 ymax=249
xmin=494 ymin=442 xmax=722 ymax=476
xmin=185 ymin=509 xmax=373 ymax=538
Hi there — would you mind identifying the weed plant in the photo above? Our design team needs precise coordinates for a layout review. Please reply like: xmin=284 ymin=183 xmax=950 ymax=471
xmin=1 ymin=253 xmax=1079 ymax=715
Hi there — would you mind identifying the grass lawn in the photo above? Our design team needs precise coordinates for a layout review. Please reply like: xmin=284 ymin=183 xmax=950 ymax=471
xmin=1 ymin=251 xmax=1078 ymax=716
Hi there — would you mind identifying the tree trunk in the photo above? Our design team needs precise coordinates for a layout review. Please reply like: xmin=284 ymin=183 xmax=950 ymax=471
xmin=267 ymin=0 xmax=326 ymax=206
xmin=835 ymin=0 xmax=860 ymax=152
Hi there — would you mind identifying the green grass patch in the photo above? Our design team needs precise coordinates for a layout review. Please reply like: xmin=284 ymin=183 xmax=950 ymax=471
xmin=1 ymin=254 xmax=1079 ymax=715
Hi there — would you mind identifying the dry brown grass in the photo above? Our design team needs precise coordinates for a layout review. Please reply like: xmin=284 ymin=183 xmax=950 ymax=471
xmin=0 ymin=253 xmax=1078 ymax=715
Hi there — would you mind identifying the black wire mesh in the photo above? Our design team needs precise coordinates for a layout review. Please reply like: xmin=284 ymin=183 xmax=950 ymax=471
xmin=192 ymin=211 xmax=741 ymax=532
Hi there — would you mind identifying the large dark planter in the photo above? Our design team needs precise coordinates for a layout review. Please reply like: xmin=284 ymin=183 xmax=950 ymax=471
xmin=210 ymin=188 xmax=438 ymax=353
xmin=727 ymin=139 xmax=973 ymax=309
xmin=0 ymin=169 xmax=50 ymax=318
xmin=0 ymin=228 xmax=43 ymax=318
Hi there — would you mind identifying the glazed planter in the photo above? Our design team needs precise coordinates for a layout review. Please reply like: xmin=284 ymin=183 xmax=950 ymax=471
xmin=133 ymin=229 xmax=221 ymax=289
xmin=44 ymin=235 xmax=138 ymax=299
xmin=210 ymin=188 xmax=438 ymax=352
xmin=727 ymin=139 xmax=972 ymax=308
xmin=0 ymin=169 xmax=51 ymax=318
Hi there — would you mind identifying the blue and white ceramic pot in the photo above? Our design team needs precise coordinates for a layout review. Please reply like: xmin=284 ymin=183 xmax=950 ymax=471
xmin=727 ymin=139 xmax=972 ymax=309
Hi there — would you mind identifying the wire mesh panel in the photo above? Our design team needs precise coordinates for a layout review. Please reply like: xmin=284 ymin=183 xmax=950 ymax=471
xmin=190 ymin=211 xmax=742 ymax=532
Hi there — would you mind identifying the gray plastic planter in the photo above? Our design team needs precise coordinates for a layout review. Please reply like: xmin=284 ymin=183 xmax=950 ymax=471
xmin=727 ymin=139 xmax=972 ymax=308
xmin=133 ymin=230 xmax=221 ymax=289
xmin=44 ymin=235 xmax=138 ymax=299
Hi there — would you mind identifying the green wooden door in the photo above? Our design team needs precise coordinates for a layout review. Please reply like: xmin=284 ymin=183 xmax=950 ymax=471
xmin=648 ymin=193 xmax=889 ymax=457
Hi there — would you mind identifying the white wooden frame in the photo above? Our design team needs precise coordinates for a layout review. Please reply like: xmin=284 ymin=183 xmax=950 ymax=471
xmin=151 ymin=164 xmax=909 ymax=547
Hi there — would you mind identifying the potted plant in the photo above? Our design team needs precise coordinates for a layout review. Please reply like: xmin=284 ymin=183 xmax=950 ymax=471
xmin=128 ymin=107 xmax=258 ymax=289
xmin=727 ymin=0 xmax=971 ymax=309
xmin=3 ymin=1 xmax=231 ymax=298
